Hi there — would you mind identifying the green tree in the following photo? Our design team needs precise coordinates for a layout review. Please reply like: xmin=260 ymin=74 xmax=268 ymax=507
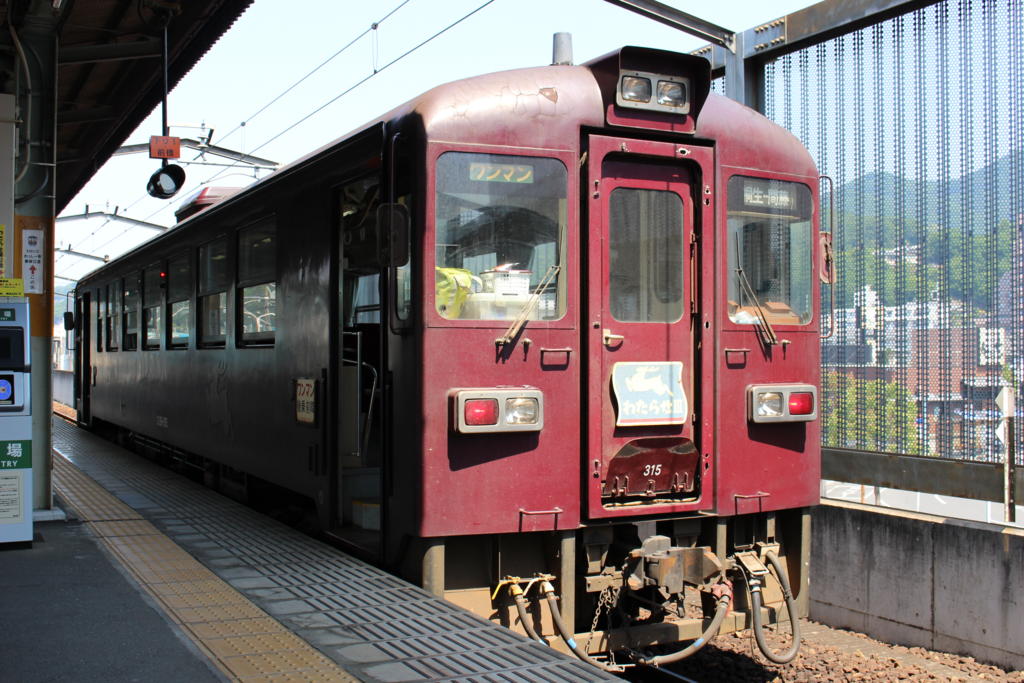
xmin=821 ymin=371 xmax=923 ymax=455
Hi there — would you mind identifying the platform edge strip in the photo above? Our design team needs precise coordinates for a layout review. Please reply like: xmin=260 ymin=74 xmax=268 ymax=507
xmin=52 ymin=449 xmax=360 ymax=683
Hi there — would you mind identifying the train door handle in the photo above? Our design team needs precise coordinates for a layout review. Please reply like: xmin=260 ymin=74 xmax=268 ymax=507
xmin=603 ymin=329 xmax=625 ymax=346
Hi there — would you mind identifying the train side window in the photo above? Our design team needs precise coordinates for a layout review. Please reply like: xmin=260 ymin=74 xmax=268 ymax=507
xmin=392 ymin=195 xmax=413 ymax=326
xmin=143 ymin=265 xmax=163 ymax=349
xmin=123 ymin=272 xmax=140 ymax=350
xmin=339 ymin=175 xmax=382 ymax=325
xmin=96 ymin=287 xmax=103 ymax=352
xmin=167 ymin=251 xmax=192 ymax=348
xmin=237 ymin=218 xmax=276 ymax=345
xmin=198 ymin=238 xmax=228 ymax=347
xmin=106 ymin=281 xmax=120 ymax=351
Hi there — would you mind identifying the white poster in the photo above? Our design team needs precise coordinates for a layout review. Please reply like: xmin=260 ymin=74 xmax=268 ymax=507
xmin=22 ymin=229 xmax=43 ymax=294
xmin=0 ymin=472 xmax=24 ymax=523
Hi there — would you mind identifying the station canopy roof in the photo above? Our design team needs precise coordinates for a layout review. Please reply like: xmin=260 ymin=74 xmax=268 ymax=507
xmin=7 ymin=0 xmax=253 ymax=215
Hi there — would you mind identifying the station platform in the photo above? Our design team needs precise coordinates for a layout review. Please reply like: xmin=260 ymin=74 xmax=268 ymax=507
xmin=1 ymin=416 xmax=615 ymax=682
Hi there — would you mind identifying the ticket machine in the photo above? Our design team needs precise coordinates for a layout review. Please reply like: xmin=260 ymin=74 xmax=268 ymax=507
xmin=0 ymin=300 xmax=32 ymax=544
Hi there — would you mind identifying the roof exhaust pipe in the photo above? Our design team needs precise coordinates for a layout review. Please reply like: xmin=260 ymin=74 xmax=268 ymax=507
xmin=552 ymin=32 xmax=573 ymax=65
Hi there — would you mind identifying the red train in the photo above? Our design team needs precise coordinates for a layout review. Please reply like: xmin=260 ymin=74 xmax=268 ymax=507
xmin=72 ymin=44 xmax=823 ymax=671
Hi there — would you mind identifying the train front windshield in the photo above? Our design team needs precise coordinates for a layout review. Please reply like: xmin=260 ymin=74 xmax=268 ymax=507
xmin=434 ymin=152 xmax=567 ymax=321
xmin=726 ymin=176 xmax=813 ymax=325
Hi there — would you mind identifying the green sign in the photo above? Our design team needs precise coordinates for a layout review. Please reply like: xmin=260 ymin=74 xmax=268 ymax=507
xmin=0 ymin=440 xmax=31 ymax=469
xmin=0 ymin=308 xmax=14 ymax=322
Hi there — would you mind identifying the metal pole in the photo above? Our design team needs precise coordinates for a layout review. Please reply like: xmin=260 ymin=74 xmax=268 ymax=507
xmin=997 ymin=386 xmax=1016 ymax=523
xmin=161 ymin=20 xmax=169 ymax=167
xmin=1006 ymin=416 xmax=1016 ymax=523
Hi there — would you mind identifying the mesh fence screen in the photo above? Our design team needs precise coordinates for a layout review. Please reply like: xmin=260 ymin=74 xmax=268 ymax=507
xmin=763 ymin=0 xmax=1023 ymax=463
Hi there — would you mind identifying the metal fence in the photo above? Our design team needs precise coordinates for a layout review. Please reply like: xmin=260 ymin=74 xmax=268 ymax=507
xmin=753 ymin=0 xmax=1023 ymax=466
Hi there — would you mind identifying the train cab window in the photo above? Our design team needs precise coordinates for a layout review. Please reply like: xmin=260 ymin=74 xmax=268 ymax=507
xmin=143 ymin=266 xmax=163 ymax=349
xmin=123 ymin=272 xmax=140 ymax=350
xmin=434 ymin=152 xmax=567 ymax=321
xmin=106 ymin=282 xmax=120 ymax=351
xmin=167 ymin=252 xmax=191 ymax=348
xmin=727 ymin=176 xmax=813 ymax=325
xmin=237 ymin=219 xmax=276 ymax=344
xmin=199 ymin=238 xmax=228 ymax=346
xmin=609 ymin=188 xmax=685 ymax=323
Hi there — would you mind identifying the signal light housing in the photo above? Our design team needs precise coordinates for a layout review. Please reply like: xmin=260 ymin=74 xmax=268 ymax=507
xmin=747 ymin=384 xmax=818 ymax=423
xmin=453 ymin=388 xmax=544 ymax=433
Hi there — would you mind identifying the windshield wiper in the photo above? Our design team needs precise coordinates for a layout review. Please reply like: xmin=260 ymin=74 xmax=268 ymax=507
xmin=735 ymin=264 xmax=779 ymax=346
xmin=496 ymin=264 xmax=560 ymax=347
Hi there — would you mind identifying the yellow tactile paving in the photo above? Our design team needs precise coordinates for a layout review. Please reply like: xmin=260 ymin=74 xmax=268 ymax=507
xmin=52 ymin=450 xmax=359 ymax=683
xmin=87 ymin=519 xmax=161 ymax=537
xmin=219 ymin=650 xmax=342 ymax=678
xmin=189 ymin=618 xmax=283 ymax=640
xmin=238 ymin=671 xmax=361 ymax=683
xmin=202 ymin=633 xmax=313 ymax=659
xmin=148 ymin=580 xmax=230 ymax=597
xmin=53 ymin=402 xmax=76 ymax=421
xmin=53 ymin=455 xmax=141 ymax=521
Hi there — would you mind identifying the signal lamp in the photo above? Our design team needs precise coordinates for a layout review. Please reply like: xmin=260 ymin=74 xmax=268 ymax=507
xmin=788 ymin=392 xmax=814 ymax=415
xmin=147 ymin=164 xmax=186 ymax=199
xmin=464 ymin=399 xmax=498 ymax=426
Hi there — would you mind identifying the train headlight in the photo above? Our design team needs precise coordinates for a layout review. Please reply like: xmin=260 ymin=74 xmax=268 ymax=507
xmin=657 ymin=80 xmax=686 ymax=107
xmin=617 ymin=69 xmax=691 ymax=114
xmin=453 ymin=388 xmax=544 ymax=433
xmin=747 ymin=384 xmax=818 ymax=423
xmin=755 ymin=391 xmax=784 ymax=418
xmin=620 ymin=75 xmax=652 ymax=103
xmin=505 ymin=397 xmax=539 ymax=425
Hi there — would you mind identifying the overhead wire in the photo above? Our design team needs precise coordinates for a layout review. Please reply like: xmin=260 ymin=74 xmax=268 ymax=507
xmin=139 ymin=0 xmax=499 ymax=224
xmin=116 ymin=0 xmax=413 ymax=217
xmin=63 ymin=0 xmax=500 ymax=273
xmin=212 ymin=0 xmax=413 ymax=150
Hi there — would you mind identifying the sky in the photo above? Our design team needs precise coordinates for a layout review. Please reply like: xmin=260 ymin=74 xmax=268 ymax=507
xmin=55 ymin=0 xmax=819 ymax=284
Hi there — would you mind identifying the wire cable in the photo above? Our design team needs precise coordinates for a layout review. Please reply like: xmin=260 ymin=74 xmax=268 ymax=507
xmin=140 ymin=0 xmax=498 ymax=223
xmin=214 ymin=0 xmax=412 ymax=149
xmin=117 ymin=0 xmax=414 ymax=217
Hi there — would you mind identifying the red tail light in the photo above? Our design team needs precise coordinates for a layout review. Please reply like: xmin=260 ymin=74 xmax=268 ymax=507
xmin=788 ymin=392 xmax=814 ymax=415
xmin=464 ymin=399 xmax=499 ymax=426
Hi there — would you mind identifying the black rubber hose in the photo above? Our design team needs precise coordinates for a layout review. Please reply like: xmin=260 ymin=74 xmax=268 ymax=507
xmin=749 ymin=550 xmax=801 ymax=664
xmin=634 ymin=593 xmax=731 ymax=666
xmin=511 ymin=586 xmax=545 ymax=644
xmin=540 ymin=582 xmax=625 ymax=673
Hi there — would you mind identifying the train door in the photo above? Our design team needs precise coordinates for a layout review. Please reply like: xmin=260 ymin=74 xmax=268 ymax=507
xmin=334 ymin=172 xmax=387 ymax=557
xmin=585 ymin=135 xmax=708 ymax=519
xmin=75 ymin=290 xmax=91 ymax=423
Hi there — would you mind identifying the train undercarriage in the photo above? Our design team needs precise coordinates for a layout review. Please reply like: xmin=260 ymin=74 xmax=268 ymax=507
xmin=418 ymin=509 xmax=810 ymax=670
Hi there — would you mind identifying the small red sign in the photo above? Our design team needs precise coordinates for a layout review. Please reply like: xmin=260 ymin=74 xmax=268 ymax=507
xmin=149 ymin=135 xmax=181 ymax=160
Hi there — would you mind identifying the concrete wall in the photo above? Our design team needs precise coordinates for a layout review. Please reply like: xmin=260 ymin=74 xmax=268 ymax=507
xmin=811 ymin=500 xmax=1024 ymax=671
xmin=52 ymin=369 xmax=73 ymax=407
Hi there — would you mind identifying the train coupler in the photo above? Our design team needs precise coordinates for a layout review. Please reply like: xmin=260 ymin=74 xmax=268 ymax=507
xmin=624 ymin=535 xmax=723 ymax=595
